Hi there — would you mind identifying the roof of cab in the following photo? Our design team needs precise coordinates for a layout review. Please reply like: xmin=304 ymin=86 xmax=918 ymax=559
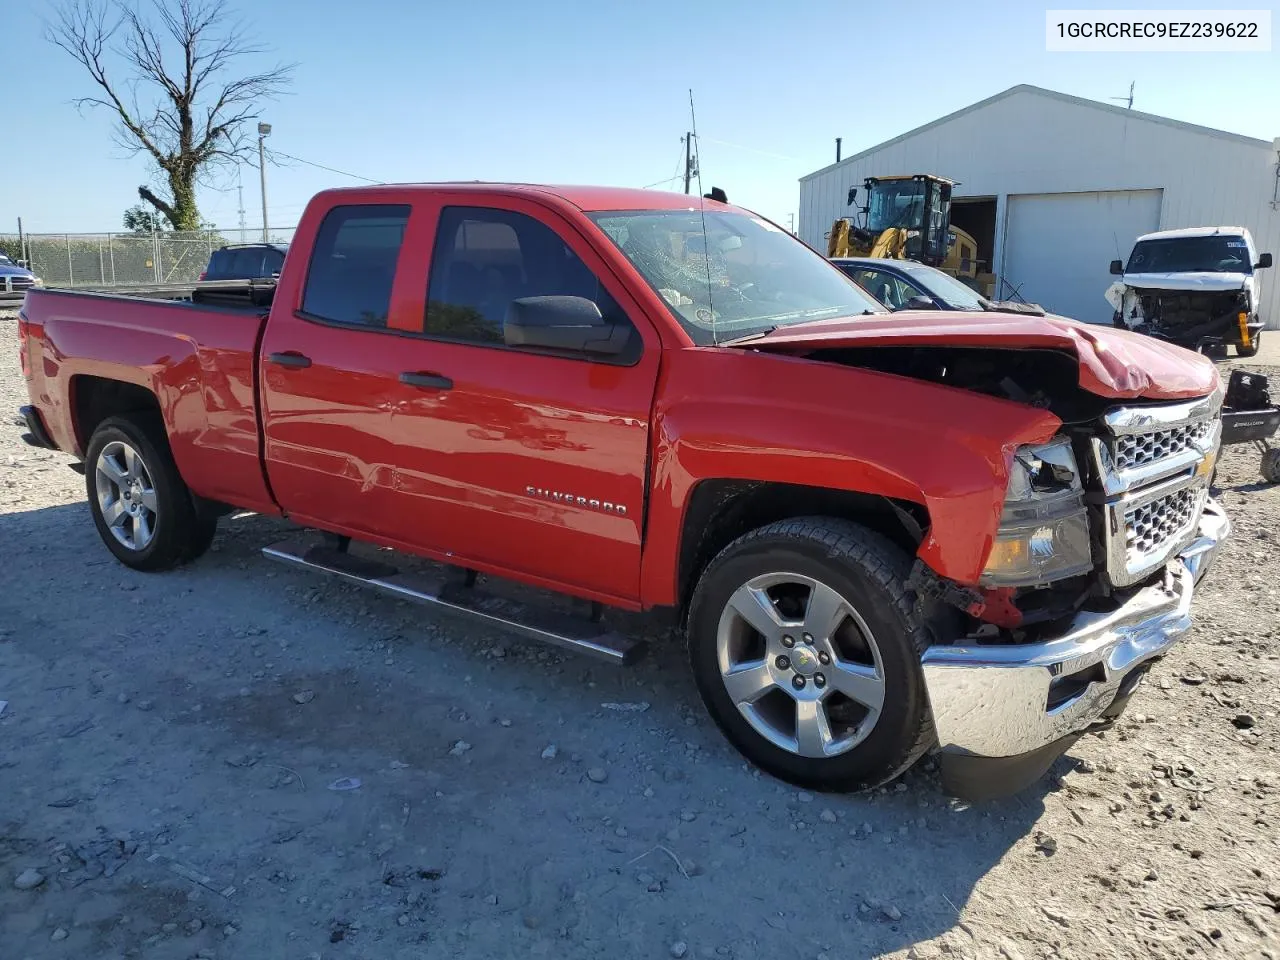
xmin=1135 ymin=225 xmax=1250 ymax=242
xmin=317 ymin=182 xmax=743 ymax=213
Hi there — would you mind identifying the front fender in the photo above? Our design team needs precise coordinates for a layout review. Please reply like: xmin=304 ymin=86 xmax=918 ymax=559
xmin=638 ymin=348 xmax=1061 ymax=607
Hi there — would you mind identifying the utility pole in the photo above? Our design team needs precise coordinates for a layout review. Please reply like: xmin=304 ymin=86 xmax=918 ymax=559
xmin=787 ymin=213 xmax=795 ymax=234
xmin=16 ymin=217 xmax=25 ymax=266
xmin=1110 ymin=81 xmax=1135 ymax=110
xmin=258 ymin=122 xmax=272 ymax=242
xmin=236 ymin=166 xmax=247 ymax=240
xmin=683 ymin=133 xmax=693 ymax=195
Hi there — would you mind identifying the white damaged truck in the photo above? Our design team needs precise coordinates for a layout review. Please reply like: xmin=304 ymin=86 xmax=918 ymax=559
xmin=1106 ymin=226 xmax=1272 ymax=357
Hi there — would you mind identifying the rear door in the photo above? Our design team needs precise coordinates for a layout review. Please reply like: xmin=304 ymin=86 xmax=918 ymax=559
xmin=382 ymin=196 xmax=661 ymax=603
xmin=259 ymin=202 xmax=417 ymax=535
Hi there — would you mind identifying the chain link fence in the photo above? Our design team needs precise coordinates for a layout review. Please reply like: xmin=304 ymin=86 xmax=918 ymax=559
xmin=0 ymin=227 xmax=297 ymax=289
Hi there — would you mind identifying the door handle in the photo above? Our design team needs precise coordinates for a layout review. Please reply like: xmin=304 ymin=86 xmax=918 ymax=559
xmin=267 ymin=351 xmax=312 ymax=369
xmin=399 ymin=371 xmax=453 ymax=390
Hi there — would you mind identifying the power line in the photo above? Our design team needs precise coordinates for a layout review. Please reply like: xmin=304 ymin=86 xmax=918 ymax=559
xmin=643 ymin=138 xmax=692 ymax=190
xmin=642 ymin=175 xmax=682 ymax=189
xmin=267 ymin=149 xmax=382 ymax=184
xmin=697 ymin=137 xmax=801 ymax=163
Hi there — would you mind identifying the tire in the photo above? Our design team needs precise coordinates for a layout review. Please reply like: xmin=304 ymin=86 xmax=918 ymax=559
xmin=687 ymin=517 xmax=947 ymax=792
xmin=1262 ymin=448 xmax=1280 ymax=485
xmin=84 ymin=414 xmax=217 ymax=571
xmin=1238 ymin=328 xmax=1262 ymax=358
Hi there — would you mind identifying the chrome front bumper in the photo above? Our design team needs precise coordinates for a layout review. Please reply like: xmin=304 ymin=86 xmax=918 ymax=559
xmin=921 ymin=500 xmax=1230 ymax=789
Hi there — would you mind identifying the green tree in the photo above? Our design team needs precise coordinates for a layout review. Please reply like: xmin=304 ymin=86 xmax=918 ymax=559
xmin=47 ymin=0 xmax=293 ymax=231
xmin=123 ymin=204 xmax=165 ymax=234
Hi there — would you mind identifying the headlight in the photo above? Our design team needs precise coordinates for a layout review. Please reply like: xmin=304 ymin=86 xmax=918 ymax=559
xmin=981 ymin=437 xmax=1094 ymax=586
xmin=32 ymin=277 xmax=44 ymax=287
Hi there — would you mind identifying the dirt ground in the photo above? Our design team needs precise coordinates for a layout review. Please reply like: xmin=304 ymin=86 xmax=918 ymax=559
xmin=1 ymin=306 xmax=1277 ymax=960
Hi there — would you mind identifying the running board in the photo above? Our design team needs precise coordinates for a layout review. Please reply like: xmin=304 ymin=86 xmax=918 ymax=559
xmin=262 ymin=539 xmax=646 ymax=665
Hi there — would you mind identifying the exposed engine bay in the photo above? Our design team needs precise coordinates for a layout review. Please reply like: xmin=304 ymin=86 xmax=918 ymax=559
xmin=802 ymin=344 xmax=1113 ymax=424
xmin=1111 ymin=285 xmax=1250 ymax=350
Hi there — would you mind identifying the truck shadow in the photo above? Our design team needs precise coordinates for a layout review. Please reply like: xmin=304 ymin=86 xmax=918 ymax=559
xmin=0 ymin=500 xmax=1061 ymax=958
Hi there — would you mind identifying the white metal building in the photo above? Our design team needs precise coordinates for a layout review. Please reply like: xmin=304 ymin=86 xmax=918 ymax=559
xmin=799 ymin=85 xmax=1280 ymax=327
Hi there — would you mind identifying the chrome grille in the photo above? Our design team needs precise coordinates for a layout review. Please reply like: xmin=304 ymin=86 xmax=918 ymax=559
xmin=1094 ymin=393 xmax=1221 ymax=587
xmin=1114 ymin=420 xmax=1214 ymax=471
xmin=1125 ymin=484 xmax=1202 ymax=561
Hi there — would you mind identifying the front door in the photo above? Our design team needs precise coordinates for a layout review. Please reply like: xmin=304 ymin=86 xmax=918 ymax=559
xmin=384 ymin=199 xmax=661 ymax=604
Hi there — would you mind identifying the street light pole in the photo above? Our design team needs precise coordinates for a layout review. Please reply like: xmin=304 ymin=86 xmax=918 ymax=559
xmin=257 ymin=122 xmax=272 ymax=242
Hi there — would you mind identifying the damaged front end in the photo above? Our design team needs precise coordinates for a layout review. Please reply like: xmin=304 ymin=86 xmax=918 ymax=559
xmin=738 ymin=312 xmax=1229 ymax=797
xmin=915 ymin=387 xmax=1229 ymax=798
xmin=1108 ymin=281 xmax=1257 ymax=353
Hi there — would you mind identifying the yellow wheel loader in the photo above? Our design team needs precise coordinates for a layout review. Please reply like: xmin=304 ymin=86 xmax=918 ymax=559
xmin=827 ymin=174 xmax=991 ymax=296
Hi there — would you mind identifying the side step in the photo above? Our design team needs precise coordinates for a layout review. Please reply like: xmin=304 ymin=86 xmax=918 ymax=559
xmin=262 ymin=539 xmax=646 ymax=665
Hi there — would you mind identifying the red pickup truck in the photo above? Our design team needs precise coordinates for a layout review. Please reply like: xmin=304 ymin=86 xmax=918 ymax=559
xmin=17 ymin=183 xmax=1230 ymax=799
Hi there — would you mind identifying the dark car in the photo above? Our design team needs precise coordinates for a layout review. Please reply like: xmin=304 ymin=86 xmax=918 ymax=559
xmin=0 ymin=253 xmax=42 ymax=299
xmin=198 ymin=243 xmax=288 ymax=282
xmin=832 ymin=257 xmax=1045 ymax=316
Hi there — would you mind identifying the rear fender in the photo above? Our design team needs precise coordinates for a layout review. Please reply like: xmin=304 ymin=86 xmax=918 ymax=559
xmin=45 ymin=318 xmax=205 ymax=474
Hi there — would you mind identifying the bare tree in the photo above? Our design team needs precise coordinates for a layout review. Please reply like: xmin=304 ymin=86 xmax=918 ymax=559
xmin=47 ymin=0 xmax=294 ymax=231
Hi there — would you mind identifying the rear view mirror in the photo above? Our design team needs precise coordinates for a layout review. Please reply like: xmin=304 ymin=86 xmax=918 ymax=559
xmin=1256 ymin=252 xmax=1273 ymax=269
xmin=504 ymin=296 xmax=630 ymax=356
xmin=1109 ymin=259 xmax=1124 ymax=275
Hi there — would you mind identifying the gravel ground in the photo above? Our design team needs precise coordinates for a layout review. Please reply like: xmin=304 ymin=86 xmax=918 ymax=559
xmin=1 ymin=305 xmax=1278 ymax=960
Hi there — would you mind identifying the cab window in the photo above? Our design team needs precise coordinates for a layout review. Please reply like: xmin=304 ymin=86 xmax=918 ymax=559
xmin=301 ymin=205 xmax=410 ymax=328
xmin=424 ymin=206 xmax=637 ymax=359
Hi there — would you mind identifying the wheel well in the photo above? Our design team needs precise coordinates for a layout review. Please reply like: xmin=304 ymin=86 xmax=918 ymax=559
xmin=676 ymin=480 xmax=930 ymax=616
xmin=72 ymin=376 xmax=162 ymax=452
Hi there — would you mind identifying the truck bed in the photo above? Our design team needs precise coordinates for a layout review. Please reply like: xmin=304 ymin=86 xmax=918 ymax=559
xmin=20 ymin=287 xmax=278 ymax=514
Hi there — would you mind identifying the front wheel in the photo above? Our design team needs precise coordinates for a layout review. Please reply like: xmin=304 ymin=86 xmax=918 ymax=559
xmin=85 ymin=415 xmax=217 ymax=571
xmin=687 ymin=517 xmax=944 ymax=792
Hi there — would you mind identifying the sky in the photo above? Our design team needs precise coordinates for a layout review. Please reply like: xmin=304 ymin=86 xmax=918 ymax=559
xmin=5 ymin=0 xmax=1279 ymax=236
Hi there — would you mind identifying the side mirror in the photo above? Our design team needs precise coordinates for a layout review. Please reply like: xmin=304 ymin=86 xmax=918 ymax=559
xmin=1256 ymin=252 xmax=1273 ymax=269
xmin=1109 ymin=259 xmax=1124 ymax=275
xmin=846 ymin=187 xmax=857 ymax=207
xmin=504 ymin=296 xmax=629 ymax=356
xmin=904 ymin=295 xmax=938 ymax=310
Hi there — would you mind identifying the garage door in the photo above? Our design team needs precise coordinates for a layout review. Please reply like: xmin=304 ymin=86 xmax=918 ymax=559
xmin=1001 ymin=190 xmax=1163 ymax=324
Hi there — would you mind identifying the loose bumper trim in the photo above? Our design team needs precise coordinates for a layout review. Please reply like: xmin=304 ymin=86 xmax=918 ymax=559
xmin=922 ymin=499 xmax=1230 ymax=798
xmin=18 ymin=405 xmax=56 ymax=451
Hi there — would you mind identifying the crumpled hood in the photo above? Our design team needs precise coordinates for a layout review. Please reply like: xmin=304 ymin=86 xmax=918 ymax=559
xmin=738 ymin=310 xmax=1219 ymax=401
xmin=1117 ymin=271 xmax=1249 ymax=293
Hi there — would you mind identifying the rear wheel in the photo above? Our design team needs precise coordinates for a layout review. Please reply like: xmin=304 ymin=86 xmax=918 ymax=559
xmin=85 ymin=415 xmax=217 ymax=571
xmin=687 ymin=517 xmax=945 ymax=792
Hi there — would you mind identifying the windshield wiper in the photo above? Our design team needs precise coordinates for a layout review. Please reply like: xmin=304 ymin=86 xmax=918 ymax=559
xmin=719 ymin=327 xmax=777 ymax=345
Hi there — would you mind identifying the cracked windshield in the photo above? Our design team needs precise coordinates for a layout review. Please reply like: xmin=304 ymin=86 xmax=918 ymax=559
xmin=591 ymin=209 xmax=884 ymax=343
